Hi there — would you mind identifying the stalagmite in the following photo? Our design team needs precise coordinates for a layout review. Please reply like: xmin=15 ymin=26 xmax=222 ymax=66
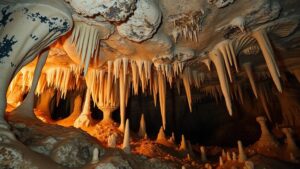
xmin=219 ymin=156 xmax=224 ymax=166
xmin=169 ymin=132 xmax=176 ymax=144
xmin=74 ymin=89 xmax=92 ymax=128
xmin=282 ymin=128 xmax=300 ymax=157
xmin=182 ymin=68 xmax=193 ymax=112
xmin=238 ymin=140 xmax=247 ymax=162
xmin=187 ymin=141 xmax=194 ymax=157
xmin=243 ymin=161 xmax=254 ymax=169
xmin=204 ymin=163 xmax=212 ymax=169
xmin=209 ymin=50 xmax=233 ymax=115
xmin=138 ymin=114 xmax=147 ymax=138
xmin=108 ymin=133 xmax=117 ymax=148
xmin=122 ymin=119 xmax=131 ymax=154
xmin=179 ymin=135 xmax=187 ymax=152
xmin=232 ymin=152 xmax=237 ymax=161
xmin=252 ymin=29 xmax=282 ymax=92
xmin=256 ymin=116 xmax=279 ymax=147
xmin=200 ymin=146 xmax=207 ymax=162
xmin=156 ymin=126 xmax=167 ymax=143
xmin=91 ymin=148 xmax=99 ymax=164
xmin=243 ymin=63 xmax=258 ymax=98
xmin=227 ymin=152 xmax=232 ymax=161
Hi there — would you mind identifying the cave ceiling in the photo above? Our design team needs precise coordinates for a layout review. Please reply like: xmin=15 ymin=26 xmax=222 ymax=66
xmin=5 ymin=0 xmax=300 ymax=129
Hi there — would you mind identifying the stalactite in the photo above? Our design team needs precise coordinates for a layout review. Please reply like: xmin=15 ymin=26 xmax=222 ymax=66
xmin=209 ymin=50 xmax=233 ymax=116
xmin=69 ymin=22 xmax=102 ymax=75
xmin=131 ymin=60 xmax=139 ymax=95
xmin=182 ymin=68 xmax=192 ymax=112
xmin=243 ymin=63 xmax=258 ymax=98
xmin=258 ymin=85 xmax=272 ymax=122
xmin=291 ymin=69 xmax=300 ymax=84
xmin=119 ymin=66 xmax=126 ymax=132
xmin=158 ymin=71 xmax=167 ymax=129
xmin=106 ymin=61 xmax=113 ymax=103
xmin=152 ymin=71 xmax=158 ymax=107
xmin=252 ymin=29 xmax=282 ymax=92
xmin=122 ymin=119 xmax=131 ymax=154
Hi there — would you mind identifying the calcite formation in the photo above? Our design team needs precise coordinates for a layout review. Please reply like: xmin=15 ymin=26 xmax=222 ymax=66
xmin=1 ymin=0 xmax=300 ymax=168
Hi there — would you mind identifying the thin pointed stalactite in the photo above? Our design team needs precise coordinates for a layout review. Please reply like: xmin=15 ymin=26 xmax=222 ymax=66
xmin=252 ymin=29 xmax=282 ymax=92
xmin=258 ymin=85 xmax=272 ymax=122
xmin=119 ymin=67 xmax=126 ymax=132
xmin=243 ymin=63 xmax=258 ymax=98
xmin=107 ymin=61 xmax=113 ymax=103
xmin=182 ymin=68 xmax=192 ymax=112
xmin=209 ymin=51 xmax=233 ymax=116
xmin=158 ymin=71 xmax=167 ymax=129
xmin=202 ymin=59 xmax=211 ymax=71
xmin=69 ymin=22 xmax=101 ymax=76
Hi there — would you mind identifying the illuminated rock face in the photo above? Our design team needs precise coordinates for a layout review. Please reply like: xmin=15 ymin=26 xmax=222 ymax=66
xmin=1 ymin=0 xmax=300 ymax=168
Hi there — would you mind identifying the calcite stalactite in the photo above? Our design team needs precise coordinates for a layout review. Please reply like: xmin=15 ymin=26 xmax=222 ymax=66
xmin=182 ymin=68 xmax=193 ymax=112
xmin=258 ymin=85 xmax=272 ymax=122
xmin=255 ymin=116 xmax=279 ymax=147
xmin=119 ymin=62 xmax=128 ymax=132
xmin=209 ymin=50 xmax=232 ymax=116
xmin=243 ymin=63 xmax=258 ymax=98
xmin=252 ymin=29 xmax=282 ymax=92
xmin=158 ymin=71 xmax=167 ymax=129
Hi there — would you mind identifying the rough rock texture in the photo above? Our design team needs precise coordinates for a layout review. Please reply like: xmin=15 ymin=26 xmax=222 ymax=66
xmin=10 ymin=121 xmax=104 ymax=168
xmin=117 ymin=0 xmax=162 ymax=42
xmin=65 ymin=0 xmax=136 ymax=21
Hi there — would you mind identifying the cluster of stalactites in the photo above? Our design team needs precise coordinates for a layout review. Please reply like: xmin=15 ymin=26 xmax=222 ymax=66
xmin=8 ymin=65 xmax=85 ymax=100
xmin=70 ymin=21 xmax=102 ymax=75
